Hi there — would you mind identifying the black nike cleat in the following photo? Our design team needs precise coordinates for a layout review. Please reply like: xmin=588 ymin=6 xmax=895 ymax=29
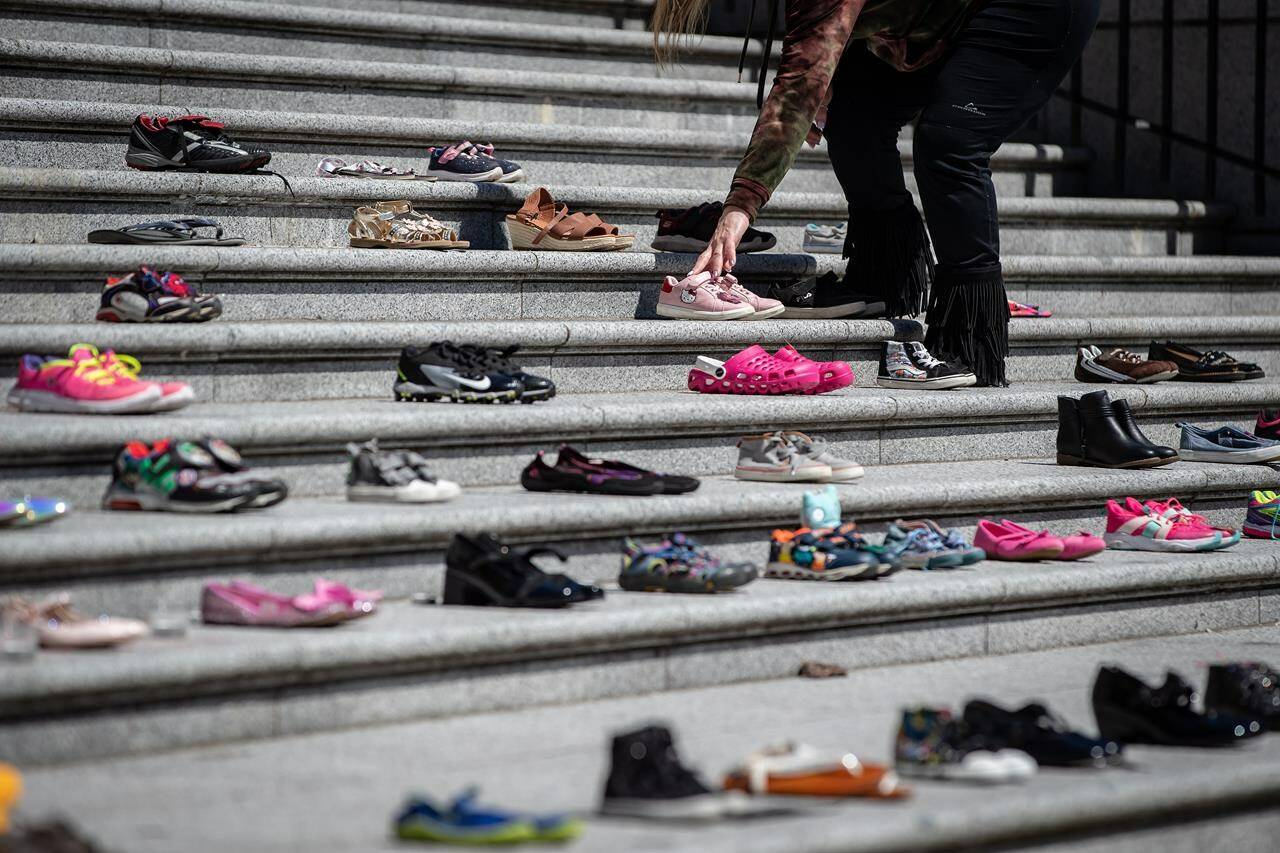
xmin=125 ymin=114 xmax=270 ymax=173
xmin=394 ymin=341 xmax=523 ymax=404
xmin=461 ymin=344 xmax=556 ymax=403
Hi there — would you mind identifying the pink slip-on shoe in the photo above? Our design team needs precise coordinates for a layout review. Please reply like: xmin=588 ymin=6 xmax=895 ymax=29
xmin=657 ymin=272 xmax=754 ymax=321
xmin=202 ymin=582 xmax=356 ymax=627
xmin=688 ymin=345 xmax=820 ymax=395
xmin=1008 ymin=299 xmax=1051 ymax=318
xmin=718 ymin=274 xmax=785 ymax=320
xmin=7 ymin=352 xmax=161 ymax=414
xmin=773 ymin=344 xmax=854 ymax=394
xmin=229 ymin=578 xmax=381 ymax=616
xmin=1103 ymin=498 xmax=1222 ymax=552
xmin=996 ymin=519 xmax=1104 ymax=560
xmin=973 ymin=519 xmax=1065 ymax=561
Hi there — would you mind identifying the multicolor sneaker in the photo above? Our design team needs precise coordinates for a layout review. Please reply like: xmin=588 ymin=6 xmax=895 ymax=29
xmin=96 ymin=266 xmax=220 ymax=323
xmin=1143 ymin=497 xmax=1240 ymax=548
xmin=657 ymin=272 xmax=754 ymax=320
xmin=82 ymin=344 xmax=194 ymax=412
xmin=895 ymin=707 xmax=1036 ymax=784
xmin=876 ymin=341 xmax=975 ymax=390
xmin=620 ymin=534 xmax=757 ymax=593
xmin=689 ymin=345 xmax=821 ymax=395
xmin=396 ymin=789 xmax=581 ymax=844
xmin=884 ymin=527 xmax=966 ymax=569
xmin=766 ymin=528 xmax=883 ymax=581
xmin=7 ymin=350 xmax=161 ymax=414
xmin=1245 ymin=491 xmax=1280 ymax=539
xmin=1103 ymin=497 xmax=1223 ymax=552
xmin=102 ymin=440 xmax=263 ymax=512
xmin=1255 ymin=409 xmax=1280 ymax=442
xmin=196 ymin=438 xmax=290 ymax=508
xmin=772 ymin=346 xmax=854 ymax=394
xmin=816 ymin=522 xmax=901 ymax=578
xmin=890 ymin=520 xmax=985 ymax=564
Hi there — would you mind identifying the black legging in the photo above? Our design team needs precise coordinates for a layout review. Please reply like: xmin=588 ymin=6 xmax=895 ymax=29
xmin=823 ymin=0 xmax=1102 ymax=385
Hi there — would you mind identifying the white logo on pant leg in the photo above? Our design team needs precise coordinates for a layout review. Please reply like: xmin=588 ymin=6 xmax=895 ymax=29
xmin=952 ymin=103 xmax=987 ymax=116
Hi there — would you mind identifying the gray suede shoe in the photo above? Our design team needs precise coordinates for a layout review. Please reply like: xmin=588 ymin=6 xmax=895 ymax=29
xmin=778 ymin=431 xmax=864 ymax=482
xmin=734 ymin=433 xmax=831 ymax=483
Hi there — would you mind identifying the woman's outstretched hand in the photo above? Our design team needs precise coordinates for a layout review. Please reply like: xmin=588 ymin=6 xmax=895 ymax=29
xmin=689 ymin=208 xmax=749 ymax=277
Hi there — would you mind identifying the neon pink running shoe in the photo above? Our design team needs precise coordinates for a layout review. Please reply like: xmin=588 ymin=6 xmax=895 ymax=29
xmin=688 ymin=345 xmax=820 ymax=395
xmin=7 ymin=351 xmax=161 ymax=414
xmin=994 ymin=518 xmax=1104 ymax=561
xmin=85 ymin=345 xmax=194 ymax=412
xmin=717 ymin=274 xmax=785 ymax=320
xmin=973 ymin=519 xmax=1065 ymax=561
xmin=773 ymin=344 xmax=854 ymax=393
xmin=1143 ymin=497 xmax=1240 ymax=548
xmin=657 ymin=272 xmax=754 ymax=320
xmin=1103 ymin=498 xmax=1222 ymax=552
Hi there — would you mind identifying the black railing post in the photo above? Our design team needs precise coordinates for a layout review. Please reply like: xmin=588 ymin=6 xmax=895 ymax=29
xmin=1205 ymin=0 xmax=1220 ymax=199
xmin=1256 ymin=0 xmax=1268 ymax=214
xmin=1160 ymin=0 xmax=1173 ymax=181
xmin=1114 ymin=0 xmax=1130 ymax=194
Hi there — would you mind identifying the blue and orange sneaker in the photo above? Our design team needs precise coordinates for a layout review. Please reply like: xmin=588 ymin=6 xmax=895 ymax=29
xmin=395 ymin=789 xmax=582 ymax=844
xmin=620 ymin=533 xmax=756 ymax=593
xmin=766 ymin=527 xmax=884 ymax=581
xmin=1245 ymin=490 xmax=1280 ymax=540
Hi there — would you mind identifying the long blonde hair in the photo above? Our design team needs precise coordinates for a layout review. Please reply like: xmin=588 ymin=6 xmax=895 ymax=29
xmin=651 ymin=0 xmax=713 ymax=67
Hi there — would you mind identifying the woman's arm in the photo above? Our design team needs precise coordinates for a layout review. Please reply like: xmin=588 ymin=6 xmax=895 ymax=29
xmin=692 ymin=0 xmax=866 ymax=275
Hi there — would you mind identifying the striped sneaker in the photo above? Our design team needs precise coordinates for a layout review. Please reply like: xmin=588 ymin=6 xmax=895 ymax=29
xmin=1103 ymin=498 xmax=1222 ymax=552
xmin=1245 ymin=491 xmax=1280 ymax=540
xmin=1143 ymin=497 xmax=1241 ymax=549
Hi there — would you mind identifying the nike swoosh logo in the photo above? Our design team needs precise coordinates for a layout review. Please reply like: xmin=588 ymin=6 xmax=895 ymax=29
xmin=451 ymin=374 xmax=492 ymax=391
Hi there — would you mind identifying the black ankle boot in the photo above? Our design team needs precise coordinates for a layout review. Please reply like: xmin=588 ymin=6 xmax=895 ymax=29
xmin=1110 ymin=398 xmax=1179 ymax=461
xmin=1057 ymin=390 xmax=1167 ymax=468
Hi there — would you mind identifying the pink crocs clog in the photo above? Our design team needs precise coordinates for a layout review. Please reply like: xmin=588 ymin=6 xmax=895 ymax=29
xmin=688 ymin=345 xmax=820 ymax=395
xmin=773 ymin=344 xmax=854 ymax=394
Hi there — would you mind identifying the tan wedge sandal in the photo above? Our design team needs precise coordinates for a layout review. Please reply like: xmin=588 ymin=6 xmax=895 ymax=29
xmin=505 ymin=187 xmax=632 ymax=252
xmin=348 ymin=202 xmax=468 ymax=250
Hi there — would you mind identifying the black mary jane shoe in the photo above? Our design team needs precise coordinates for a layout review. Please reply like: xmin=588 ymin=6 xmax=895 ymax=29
xmin=442 ymin=533 xmax=603 ymax=608
xmin=1092 ymin=666 xmax=1264 ymax=747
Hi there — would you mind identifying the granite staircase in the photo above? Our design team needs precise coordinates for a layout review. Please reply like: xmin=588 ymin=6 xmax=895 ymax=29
xmin=1 ymin=0 xmax=1279 ymax=850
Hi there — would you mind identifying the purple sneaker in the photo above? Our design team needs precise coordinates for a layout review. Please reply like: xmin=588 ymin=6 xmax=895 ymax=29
xmin=520 ymin=447 xmax=665 ymax=496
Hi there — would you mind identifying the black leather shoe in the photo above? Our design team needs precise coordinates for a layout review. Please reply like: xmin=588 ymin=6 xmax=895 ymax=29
xmin=1110 ymin=398 xmax=1180 ymax=461
xmin=1092 ymin=666 xmax=1264 ymax=746
xmin=1204 ymin=662 xmax=1280 ymax=731
xmin=963 ymin=699 xmax=1122 ymax=767
xmin=1057 ymin=390 xmax=1169 ymax=468
xmin=443 ymin=533 xmax=602 ymax=608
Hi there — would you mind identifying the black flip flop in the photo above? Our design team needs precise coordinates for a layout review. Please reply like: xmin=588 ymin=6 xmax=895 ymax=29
xmin=87 ymin=217 xmax=246 ymax=246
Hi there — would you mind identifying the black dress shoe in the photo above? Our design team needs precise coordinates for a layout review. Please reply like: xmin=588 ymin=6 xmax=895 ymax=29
xmin=1204 ymin=662 xmax=1280 ymax=731
xmin=963 ymin=699 xmax=1123 ymax=767
xmin=1057 ymin=390 xmax=1171 ymax=468
xmin=1092 ymin=666 xmax=1264 ymax=746
xmin=1149 ymin=340 xmax=1264 ymax=381
xmin=1110 ymin=398 xmax=1180 ymax=461
xmin=442 ymin=533 xmax=602 ymax=608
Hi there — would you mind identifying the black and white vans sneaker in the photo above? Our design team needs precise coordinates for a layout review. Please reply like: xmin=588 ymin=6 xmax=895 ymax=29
xmin=876 ymin=340 xmax=977 ymax=390
xmin=767 ymin=272 xmax=881 ymax=319
xmin=394 ymin=341 xmax=524 ymax=403
xmin=600 ymin=725 xmax=745 ymax=820
xmin=460 ymin=344 xmax=555 ymax=403
xmin=424 ymin=143 xmax=504 ymax=182
xmin=126 ymin=114 xmax=269 ymax=173
xmin=346 ymin=439 xmax=461 ymax=503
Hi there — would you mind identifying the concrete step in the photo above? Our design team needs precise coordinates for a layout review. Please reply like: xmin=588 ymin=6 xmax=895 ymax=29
xmin=2 ymin=315 xmax=1277 ymax=400
xmin=275 ymin=0 xmax=655 ymax=29
xmin=6 ymin=245 xmax=1277 ymax=325
xmin=1 ymin=517 xmax=1277 ymax=764
xmin=0 ymin=169 xmax=1226 ymax=257
xmin=0 ymin=98 xmax=1084 ymax=196
xmin=2 ymin=458 xmax=1276 ymax=616
xmin=0 ymin=38 xmax=769 ymax=133
xmin=3 ymin=383 xmax=1277 ymax=507
xmin=0 ymin=0 xmax=745 ymax=80
xmin=15 ymin=626 xmax=1280 ymax=850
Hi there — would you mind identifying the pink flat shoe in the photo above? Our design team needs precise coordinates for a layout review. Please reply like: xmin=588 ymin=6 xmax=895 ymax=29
xmin=998 ymin=519 xmax=1104 ymax=561
xmin=717 ymin=274 xmax=785 ymax=320
xmin=974 ymin=519 xmax=1066 ymax=561
xmin=312 ymin=578 xmax=382 ymax=611
xmin=773 ymin=344 xmax=854 ymax=393
xmin=688 ymin=345 xmax=820 ymax=395
xmin=1008 ymin=299 xmax=1051 ymax=318
xmin=203 ymin=582 xmax=354 ymax=628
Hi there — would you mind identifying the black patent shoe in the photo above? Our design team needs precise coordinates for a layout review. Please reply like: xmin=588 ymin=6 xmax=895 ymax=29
xmin=963 ymin=699 xmax=1122 ymax=767
xmin=1204 ymin=662 xmax=1280 ymax=731
xmin=443 ymin=533 xmax=584 ymax=608
xmin=1092 ymin=666 xmax=1264 ymax=747
xmin=1110 ymin=399 xmax=1180 ymax=461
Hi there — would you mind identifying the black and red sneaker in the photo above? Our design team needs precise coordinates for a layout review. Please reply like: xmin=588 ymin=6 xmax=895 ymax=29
xmin=126 ymin=114 xmax=270 ymax=173
xmin=651 ymin=201 xmax=776 ymax=254
xmin=520 ymin=447 xmax=666 ymax=496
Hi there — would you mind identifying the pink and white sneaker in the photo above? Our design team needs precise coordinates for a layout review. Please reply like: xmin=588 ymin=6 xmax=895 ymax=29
xmin=87 ymin=345 xmax=194 ymax=412
xmin=688 ymin=345 xmax=820 ymax=395
xmin=773 ymin=344 xmax=854 ymax=393
xmin=717 ymin=274 xmax=786 ymax=320
xmin=1143 ymin=497 xmax=1240 ymax=549
xmin=1103 ymin=498 xmax=1222 ymax=552
xmin=7 ymin=352 xmax=161 ymax=414
xmin=657 ymin=272 xmax=754 ymax=320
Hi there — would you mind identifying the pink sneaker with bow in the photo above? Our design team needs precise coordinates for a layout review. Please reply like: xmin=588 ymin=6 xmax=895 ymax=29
xmin=974 ymin=519 xmax=1066 ymax=561
xmin=996 ymin=519 xmax=1105 ymax=560
xmin=688 ymin=345 xmax=820 ymax=395
xmin=773 ymin=344 xmax=854 ymax=393
xmin=657 ymin=272 xmax=754 ymax=320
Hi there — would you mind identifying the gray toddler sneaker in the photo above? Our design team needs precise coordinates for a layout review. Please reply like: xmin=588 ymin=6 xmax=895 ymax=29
xmin=735 ymin=433 xmax=831 ymax=482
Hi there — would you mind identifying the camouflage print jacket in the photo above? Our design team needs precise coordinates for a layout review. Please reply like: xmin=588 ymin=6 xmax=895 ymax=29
xmin=724 ymin=0 xmax=984 ymax=220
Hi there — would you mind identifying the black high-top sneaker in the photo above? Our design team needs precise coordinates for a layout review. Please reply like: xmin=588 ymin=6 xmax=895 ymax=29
xmin=394 ymin=341 xmax=523 ymax=403
xmin=126 ymin=114 xmax=270 ymax=173
xmin=460 ymin=344 xmax=555 ymax=403
xmin=600 ymin=725 xmax=737 ymax=819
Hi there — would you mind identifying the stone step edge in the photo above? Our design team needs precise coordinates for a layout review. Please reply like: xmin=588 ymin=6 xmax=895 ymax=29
xmin=0 ymin=97 xmax=1090 ymax=168
xmin=1 ymin=462 xmax=1273 ymax=575
xmin=2 ymin=544 xmax=1276 ymax=716
xmin=3 ymin=245 xmax=1275 ymax=283
xmin=0 ymin=168 xmax=1228 ymax=224
xmin=2 ymin=383 xmax=1275 ymax=463
xmin=11 ymin=0 xmax=750 ymax=64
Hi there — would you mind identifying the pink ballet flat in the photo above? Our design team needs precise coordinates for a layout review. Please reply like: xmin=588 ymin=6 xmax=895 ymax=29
xmin=687 ymin=345 xmax=820 ymax=395
xmin=773 ymin=344 xmax=854 ymax=393
xmin=203 ymin=582 xmax=356 ymax=628
xmin=998 ymin=519 xmax=1105 ymax=561
xmin=974 ymin=519 xmax=1066 ymax=561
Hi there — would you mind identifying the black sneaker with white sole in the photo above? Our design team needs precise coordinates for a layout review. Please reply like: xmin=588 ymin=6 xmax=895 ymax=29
xmin=126 ymin=114 xmax=269 ymax=173
xmin=767 ymin=271 xmax=881 ymax=319
xmin=651 ymin=201 xmax=776 ymax=254
xmin=600 ymin=725 xmax=742 ymax=820
xmin=424 ymin=143 xmax=504 ymax=182
xmin=460 ymin=344 xmax=556 ymax=403
xmin=876 ymin=340 xmax=977 ymax=390
xmin=394 ymin=341 xmax=523 ymax=403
